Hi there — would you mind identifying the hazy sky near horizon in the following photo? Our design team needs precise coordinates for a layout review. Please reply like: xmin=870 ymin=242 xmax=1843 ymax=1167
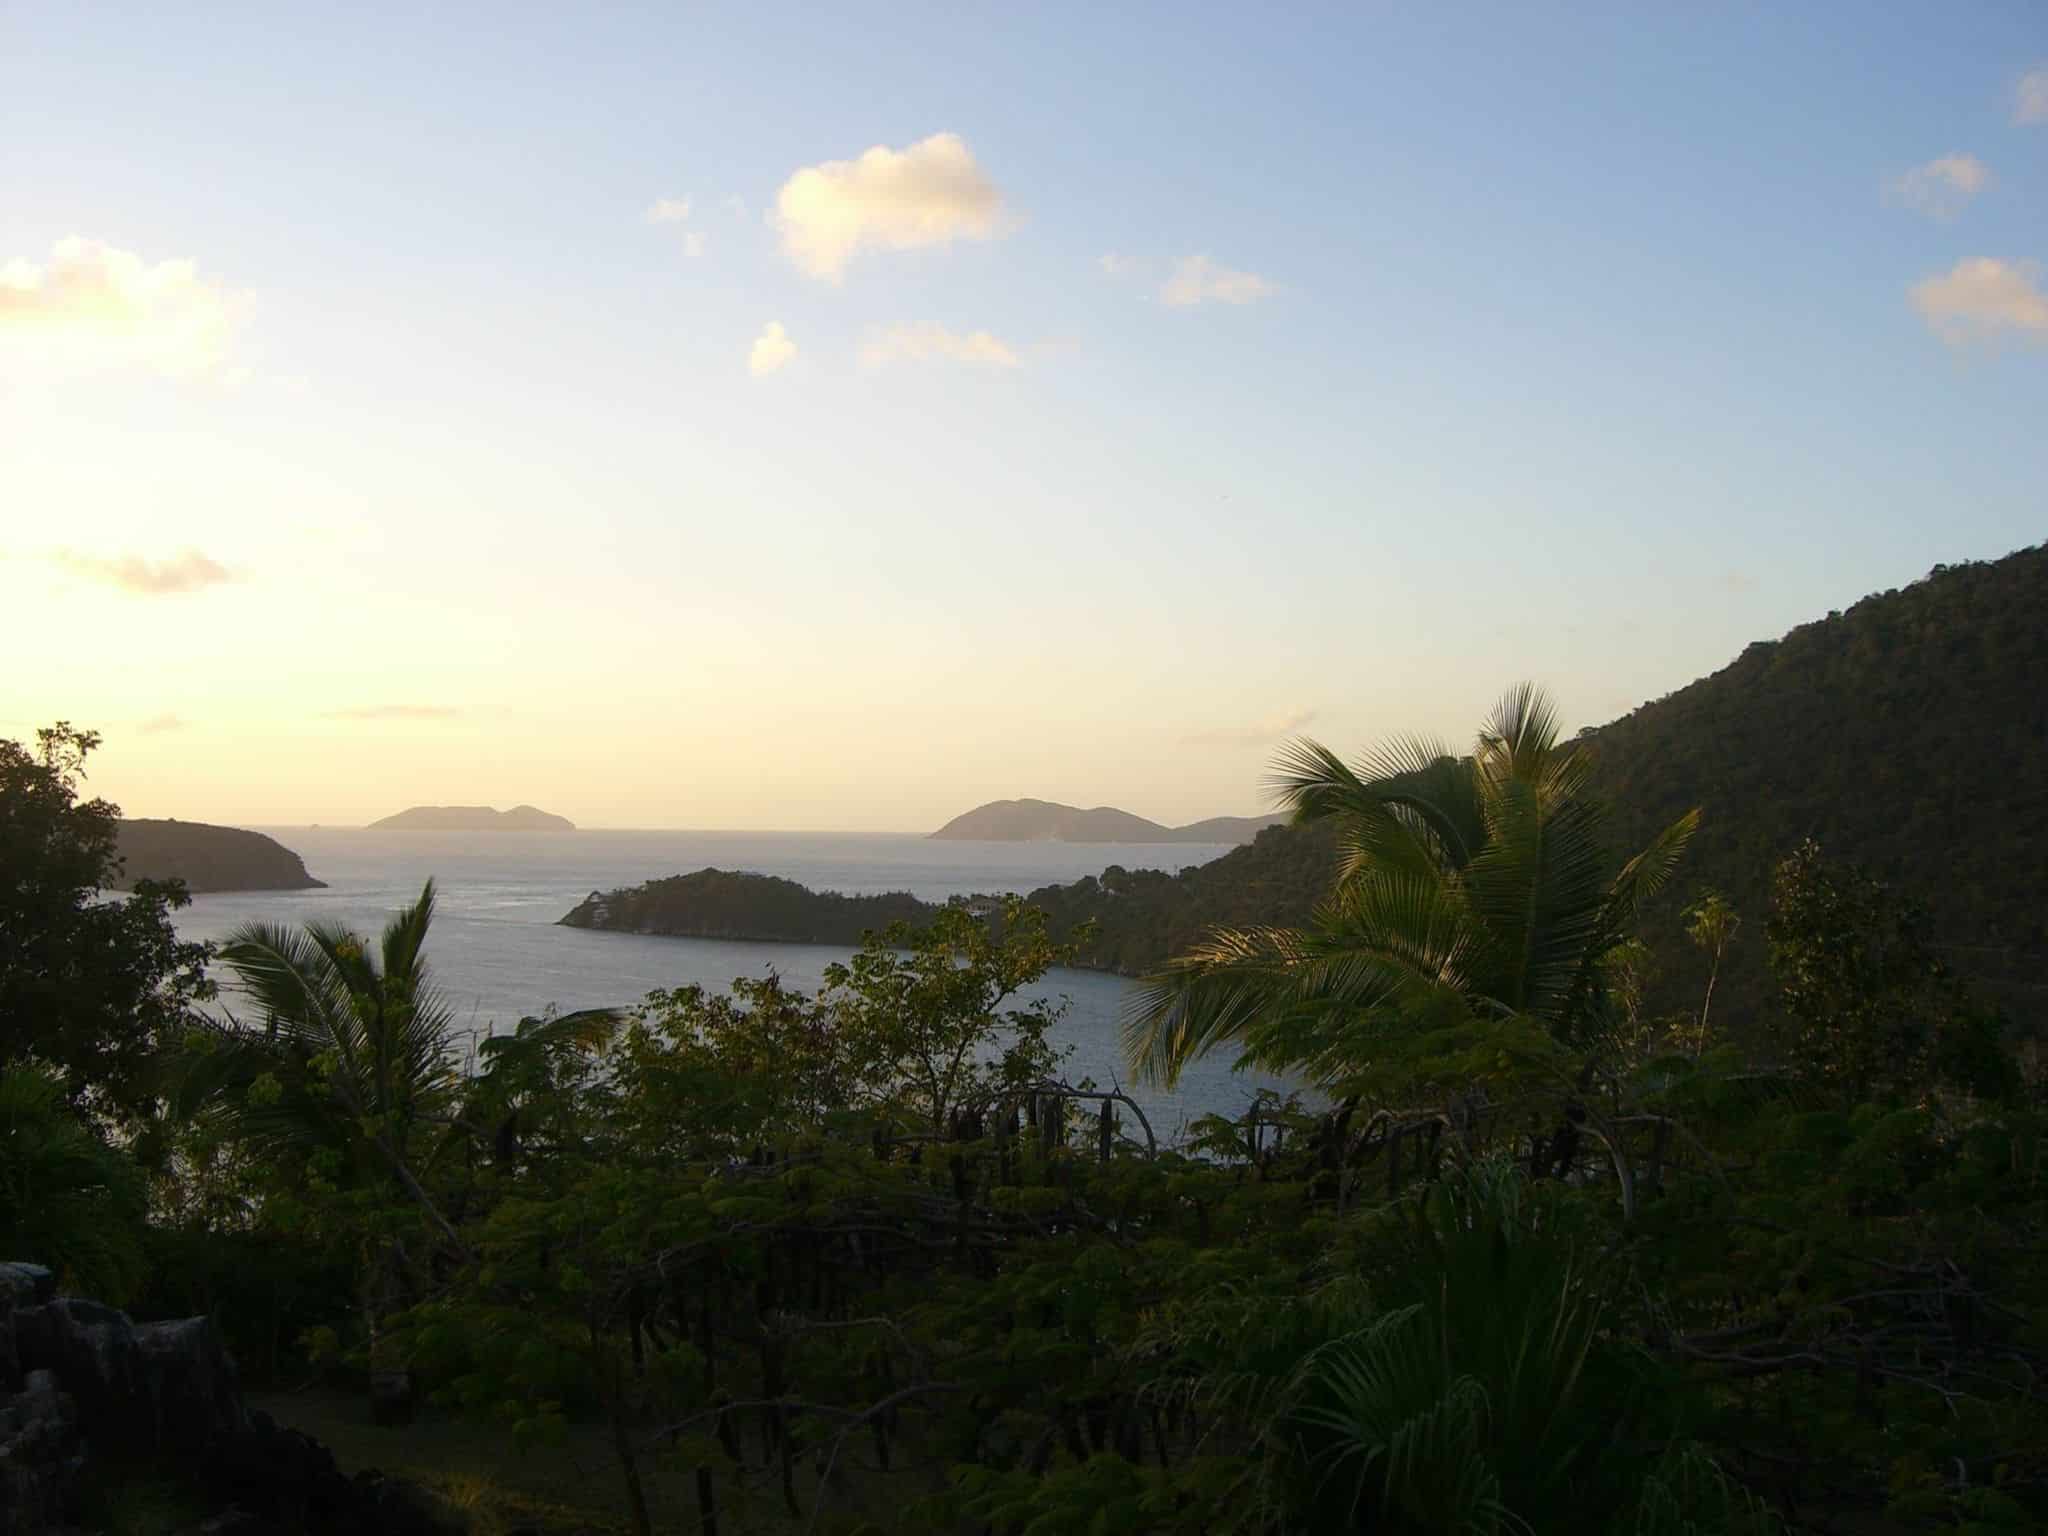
xmin=4 ymin=3 xmax=2045 ymax=830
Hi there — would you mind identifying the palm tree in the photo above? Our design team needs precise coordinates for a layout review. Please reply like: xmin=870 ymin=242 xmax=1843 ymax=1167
xmin=1125 ymin=684 xmax=1698 ymax=1088
xmin=175 ymin=880 xmax=466 ymax=1416
xmin=1193 ymin=1162 xmax=1771 ymax=1534
xmin=190 ymin=878 xmax=466 ymax=1254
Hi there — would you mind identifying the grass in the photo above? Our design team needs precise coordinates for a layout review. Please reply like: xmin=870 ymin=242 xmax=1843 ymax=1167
xmin=248 ymin=1389 xmax=912 ymax=1535
xmin=250 ymin=1389 xmax=651 ymax=1534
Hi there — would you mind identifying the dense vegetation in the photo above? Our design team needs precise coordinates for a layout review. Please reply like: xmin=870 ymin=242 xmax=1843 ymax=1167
xmin=0 ymin=724 xmax=213 ymax=1112
xmin=1022 ymin=821 xmax=1340 ymax=973
xmin=1587 ymin=544 xmax=2048 ymax=1031
xmin=3 ymin=662 xmax=2045 ymax=1534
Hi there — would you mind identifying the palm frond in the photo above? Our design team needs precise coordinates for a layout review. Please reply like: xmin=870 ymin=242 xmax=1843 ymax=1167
xmin=380 ymin=878 xmax=438 ymax=984
xmin=1270 ymin=735 xmax=1485 ymax=881
xmin=1125 ymin=925 xmax=1320 ymax=1086
xmin=217 ymin=924 xmax=355 ymax=1049
xmin=1597 ymin=808 xmax=1701 ymax=943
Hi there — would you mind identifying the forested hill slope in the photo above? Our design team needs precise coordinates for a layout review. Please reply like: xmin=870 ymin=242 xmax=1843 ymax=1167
xmin=1017 ymin=545 xmax=2048 ymax=1018
xmin=1586 ymin=544 xmax=2048 ymax=1027
xmin=1023 ymin=820 xmax=1342 ymax=974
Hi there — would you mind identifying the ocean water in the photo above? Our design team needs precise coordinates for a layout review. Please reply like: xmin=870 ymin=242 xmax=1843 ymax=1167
xmin=168 ymin=829 xmax=1301 ymax=1140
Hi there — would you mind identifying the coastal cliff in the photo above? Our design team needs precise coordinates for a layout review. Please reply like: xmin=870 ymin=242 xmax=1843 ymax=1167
xmin=113 ymin=819 xmax=326 ymax=893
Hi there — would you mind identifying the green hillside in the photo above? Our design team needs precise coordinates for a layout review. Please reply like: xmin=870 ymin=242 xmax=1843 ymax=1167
xmin=1023 ymin=819 xmax=1341 ymax=973
xmin=1586 ymin=543 xmax=2048 ymax=1029
xmin=1027 ymin=545 xmax=2048 ymax=1026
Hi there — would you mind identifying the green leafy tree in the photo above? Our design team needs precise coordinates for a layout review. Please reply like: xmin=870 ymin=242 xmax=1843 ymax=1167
xmin=824 ymin=897 xmax=1076 ymax=1136
xmin=1127 ymin=684 xmax=1698 ymax=1088
xmin=0 ymin=1068 xmax=149 ymax=1301
xmin=0 ymin=723 xmax=212 ymax=1111
xmin=1766 ymin=840 xmax=2012 ymax=1102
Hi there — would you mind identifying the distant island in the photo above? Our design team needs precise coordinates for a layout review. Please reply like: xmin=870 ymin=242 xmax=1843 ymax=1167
xmin=113 ymin=819 xmax=326 ymax=894
xmin=930 ymin=798 xmax=1282 ymax=844
xmin=368 ymin=804 xmax=575 ymax=831
xmin=561 ymin=870 xmax=932 ymax=944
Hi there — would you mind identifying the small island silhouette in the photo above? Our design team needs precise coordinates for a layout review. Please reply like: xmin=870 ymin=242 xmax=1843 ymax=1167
xmin=930 ymin=798 xmax=1280 ymax=844
xmin=368 ymin=804 xmax=575 ymax=831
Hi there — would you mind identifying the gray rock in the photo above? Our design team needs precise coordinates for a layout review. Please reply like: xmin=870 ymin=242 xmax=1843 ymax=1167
xmin=0 ymin=1261 xmax=451 ymax=1534
xmin=0 ymin=1369 xmax=84 ymax=1535
xmin=0 ymin=1268 xmax=53 ymax=1311
xmin=9 ymin=1299 xmax=144 ymax=1448
xmin=137 ymin=1318 xmax=248 ymax=1455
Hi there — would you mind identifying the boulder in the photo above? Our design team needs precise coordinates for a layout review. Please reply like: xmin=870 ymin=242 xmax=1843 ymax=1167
xmin=137 ymin=1317 xmax=248 ymax=1454
xmin=0 ymin=1261 xmax=455 ymax=1534
xmin=0 ymin=1369 xmax=85 ymax=1535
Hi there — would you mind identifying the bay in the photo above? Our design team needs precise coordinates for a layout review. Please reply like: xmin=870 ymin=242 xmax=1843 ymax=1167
xmin=169 ymin=829 xmax=1301 ymax=1141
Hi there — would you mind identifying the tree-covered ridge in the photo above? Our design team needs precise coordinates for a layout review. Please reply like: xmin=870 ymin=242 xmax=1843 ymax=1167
xmin=1586 ymin=542 xmax=2048 ymax=1030
xmin=559 ymin=867 xmax=934 ymax=944
xmin=1021 ymin=820 xmax=1342 ymax=973
xmin=1026 ymin=544 xmax=2048 ymax=1022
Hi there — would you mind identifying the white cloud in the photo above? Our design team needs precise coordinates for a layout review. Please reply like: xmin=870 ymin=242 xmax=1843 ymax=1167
xmin=1183 ymin=708 xmax=1319 ymax=747
xmin=749 ymin=321 xmax=796 ymax=376
xmin=773 ymin=132 xmax=1003 ymax=282
xmin=1910 ymin=258 xmax=2048 ymax=346
xmin=860 ymin=325 xmax=1020 ymax=369
xmin=1886 ymin=154 xmax=1991 ymax=220
xmin=2016 ymin=67 xmax=2048 ymax=125
xmin=0 ymin=237 xmax=241 ymax=375
xmin=1160 ymin=253 xmax=1276 ymax=308
xmin=54 ymin=548 xmax=235 ymax=596
xmin=645 ymin=197 xmax=705 ymax=256
xmin=1099 ymin=251 xmax=1140 ymax=278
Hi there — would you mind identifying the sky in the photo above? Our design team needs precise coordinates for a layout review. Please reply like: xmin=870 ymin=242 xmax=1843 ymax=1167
xmin=3 ymin=3 xmax=2045 ymax=831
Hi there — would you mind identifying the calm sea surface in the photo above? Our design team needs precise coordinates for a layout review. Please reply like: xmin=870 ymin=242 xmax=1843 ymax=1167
xmin=168 ymin=830 xmax=1300 ymax=1140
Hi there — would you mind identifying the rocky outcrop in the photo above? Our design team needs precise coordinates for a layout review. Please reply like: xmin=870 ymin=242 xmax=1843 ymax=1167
xmin=0 ymin=1261 xmax=456 ymax=1535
